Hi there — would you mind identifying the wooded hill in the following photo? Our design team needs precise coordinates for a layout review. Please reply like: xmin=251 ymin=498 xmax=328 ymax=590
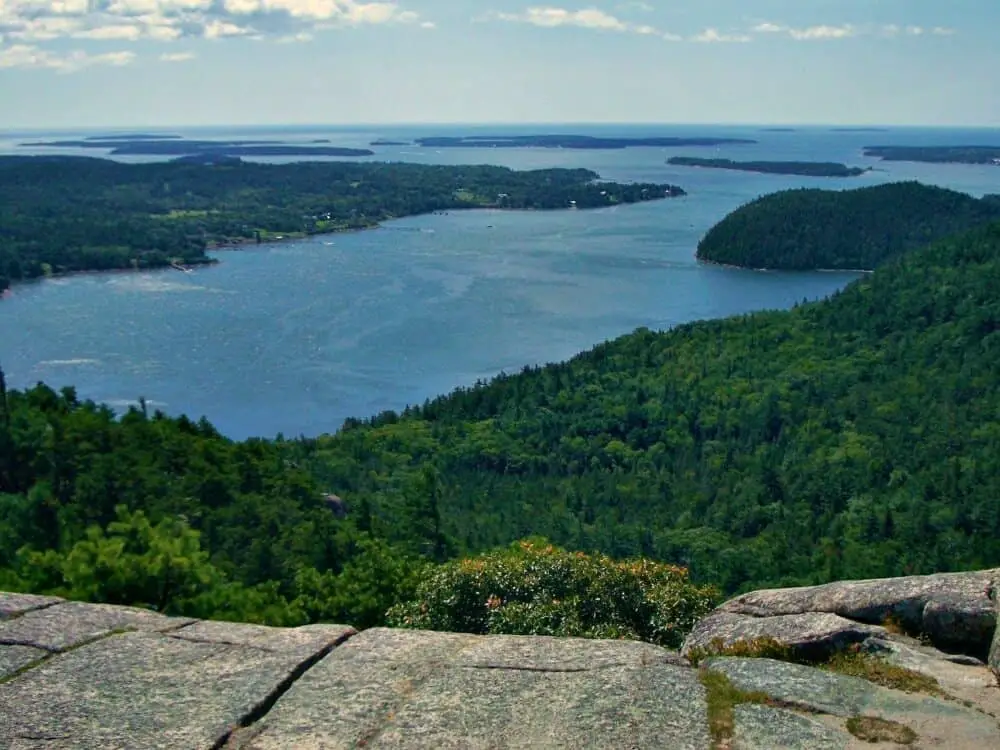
xmin=4 ymin=175 xmax=1000 ymax=634
xmin=4 ymin=218 xmax=999 ymax=629
xmin=695 ymin=182 xmax=1000 ymax=270
xmin=0 ymin=156 xmax=681 ymax=293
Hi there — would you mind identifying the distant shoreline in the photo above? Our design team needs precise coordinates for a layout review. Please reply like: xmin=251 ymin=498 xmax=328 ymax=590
xmin=667 ymin=156 xmax=869 ymax=178
xmin=697 ymin=257 xmax=873 ymax=274
xmin=3 ymin=199 xmax=684 ymax=295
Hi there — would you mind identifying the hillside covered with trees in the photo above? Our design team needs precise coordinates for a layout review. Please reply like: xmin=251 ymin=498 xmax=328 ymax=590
xmin=4 ymin=218 xmax=1000 ymax=633
xmin=695 ymin=182 xmax=1000 ymax=270
xmin=0 ymin=156 xmax=682 ymax=293
xmin=296 ymin=220 xmax=1000 ymax=594
xmin=667 ymin=157 xmax=867 ymax=177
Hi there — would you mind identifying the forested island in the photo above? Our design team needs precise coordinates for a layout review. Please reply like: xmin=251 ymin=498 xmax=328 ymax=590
xmin=414 ymin=135 xmax=757 ymax=149
xmin=3 ymin=217 xmax=1000 ymax=628
xmin=667 ymin=156 xmax=868 ymax=177
xmin=695 ymin=181 xmax=1000 ymax=270
xmin=22 ymin=138 xmax=375 ymax=158
xmin=864 ymin=145 xmax=1000 ymax=165
xmin=0 ymin=156 xmax=683 ymax=292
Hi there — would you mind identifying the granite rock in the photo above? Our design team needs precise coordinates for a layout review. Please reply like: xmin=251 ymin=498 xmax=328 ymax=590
xmin=712 ymin=569 xmax=998 ymax=658
xmin=0 ymin=599 xmax=194 ymax=652
xmin=239 ymin=628 xmax=710 ymax=750
xmin=682 ymin=611 xmax=885 ymax=661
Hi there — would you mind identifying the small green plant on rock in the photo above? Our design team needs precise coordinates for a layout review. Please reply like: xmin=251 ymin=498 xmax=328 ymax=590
xmin=846 ymin=715 xmax=917 ymax=744
xmin=686 ymin=636 xmax=794 ymax=666
xmin=698 ymin=669 xmax=771 ymax=748
xmin=823 ymin=647 xmax=943 ymax=697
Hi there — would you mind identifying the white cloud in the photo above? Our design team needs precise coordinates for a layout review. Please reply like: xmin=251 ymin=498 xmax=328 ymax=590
xmin=496 ymin=8 xmax=627 ymax=31
xmin=931 ymin=27 xmax=956 ymax=36
xmin=159 ymin=49 xmax=194 ymax=60
xmin=493 ymin=6 xmax=680 ymax=40
xmin=789 ymin=24 xmax=855 ymax=40
xmin=691 ymin=27 xmax=750 ymax=43
xmin=751 ymin=21 xmax=957 ymax=42
xmin=0 ymin=0 xmax=428 ymax=50
xmin=752 ymin=22 xmax=784 ymax=34
xmin=0 ymin=43 xmax=135 ymax=71
xmin=75 ymin=23 xmax=144 ymax=39
xmin=203 ymin=18 xmax=251 ymax=37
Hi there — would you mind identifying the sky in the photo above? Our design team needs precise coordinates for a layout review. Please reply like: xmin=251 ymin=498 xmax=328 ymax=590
xmin=0 ymin=0 xmax=997 ymax=129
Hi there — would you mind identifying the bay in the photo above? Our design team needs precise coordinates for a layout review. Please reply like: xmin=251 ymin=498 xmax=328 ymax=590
xmin=1 ymin=124 xmax=997 ymax=438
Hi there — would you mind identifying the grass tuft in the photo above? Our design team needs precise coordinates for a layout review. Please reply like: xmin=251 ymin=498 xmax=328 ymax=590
xmin=687 ymin=636 xmax=794 ymax=666
xmin=846 ymin=715 xmax=917 ymax=744
xmin=823 ymin=650 xmax=943 ymax=697
xmin=698 ymin=668 xmax=771 ymax=749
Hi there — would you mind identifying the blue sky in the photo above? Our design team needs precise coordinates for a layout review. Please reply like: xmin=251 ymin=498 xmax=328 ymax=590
xmin=0 ymin=0 xmax=996 ymax=128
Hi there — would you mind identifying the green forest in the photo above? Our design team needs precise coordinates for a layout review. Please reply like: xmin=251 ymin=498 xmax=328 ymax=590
xmin=0 ymin=156 xmax=681 ymax=293
xmin=696 ymin=182 xmax=1000 ymax=270
xmin=667 ymin=157 xmax=867 ymax=178
xmin=864 ymin=145 xmax=1000 ymax=164
xmin=4 ymin=211 xmax=1000 ymax=636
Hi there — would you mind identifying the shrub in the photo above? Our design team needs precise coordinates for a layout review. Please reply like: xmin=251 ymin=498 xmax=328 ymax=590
xmin=385 ymin=538 xmax=719 ymax=648
xmin=686 ymin=636 xmax=794 ymax=666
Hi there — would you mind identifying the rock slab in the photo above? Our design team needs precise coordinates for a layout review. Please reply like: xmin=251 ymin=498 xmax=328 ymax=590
xmin=683 ymin=611 xmax=886 ymax=661
xmin=0 ymin=599 xmax=195 ymax=652
xmin=707 ymin=657 xmax=1000 ymax=748
xmin=709 ymin=569 xmax=998 ymax=658
xmin=0 ymin=618 xmax=353 ymax=749
xmin=240 ymin=628 xmax=710 ymax=750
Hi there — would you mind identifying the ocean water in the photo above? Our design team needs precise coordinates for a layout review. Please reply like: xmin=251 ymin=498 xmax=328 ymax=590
xmin=1 ymin=125 xmax=998 ymax=438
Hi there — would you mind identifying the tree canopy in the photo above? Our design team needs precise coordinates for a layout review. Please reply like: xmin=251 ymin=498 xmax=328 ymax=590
xmin=4 ymin=189 xmax=1000 ymax=641
xmin=295 ymin=220 xmax=1000 ymax=594
xmin=695 ymin=182 xmax=1000 ymax=270
xmin=0 ymin=156 xmax=682 ymax=292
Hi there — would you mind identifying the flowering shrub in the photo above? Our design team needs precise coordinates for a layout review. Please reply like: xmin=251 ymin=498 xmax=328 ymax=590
xmin=385 ymin=538 xmax=719 ymax=648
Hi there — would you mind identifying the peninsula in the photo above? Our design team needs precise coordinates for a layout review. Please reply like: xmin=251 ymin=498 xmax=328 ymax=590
xmin=413 ymin=135 xmax=757 ymax=149
xmin=864 ymin=145 xmax=1000 ymax=165
xmin=695 ymin=181 xmax=1000 ymax=270
xmin=21 ymin=138 xmax=375 ymax=159
xmin=0 ymin=156 xmax=684 ymax=292
xmin=667 ymin=156 xmax=868 ymax=177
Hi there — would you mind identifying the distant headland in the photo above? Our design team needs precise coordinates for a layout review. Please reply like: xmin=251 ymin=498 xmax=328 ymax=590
xmin=411 ymin=135 xmax=757 ymax=150
xmin=21 ymin=137 xmax=375 ymax=159
xmin=0 ymin=157 xmax=685 ymax=293
xmin=863 ymin=145 xmax=1000 ymax=165
xmin=667 ymin=156 xmax=868 ymax=178
xmin=695 ymin=182 xmax=1000 ymax=271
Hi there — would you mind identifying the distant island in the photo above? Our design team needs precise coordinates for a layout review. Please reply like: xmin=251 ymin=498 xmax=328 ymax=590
xmin=413 ymin=135 xmax=757 ymax=150
xmin=0 ymin=156 xmax=684 ymax=293
xmin=863 ymin=145 xmax=1000 ymax=165
xmin=760 ymin=127 xmax=797 ymax=133
xmin=21 ymin=138 xmax=375 ymax=158
xmin=84 ymin=133 xmax=183 ymax=141
xmin=667 ymin=156 xmax=868 ymax=178
xmin=831 ymin=127 xmax=889 ymax=132
xmin=696 ymin=181 xmax=1000 ymax=270
xmin=371 ymin=139 xmax=412 ymax=146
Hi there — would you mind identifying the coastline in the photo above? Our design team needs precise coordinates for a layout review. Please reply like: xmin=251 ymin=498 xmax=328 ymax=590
xmin=2 ymin=195 xmax=682 ymax=295
xmin=697 ymin=257 xmax=873 ymax=274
